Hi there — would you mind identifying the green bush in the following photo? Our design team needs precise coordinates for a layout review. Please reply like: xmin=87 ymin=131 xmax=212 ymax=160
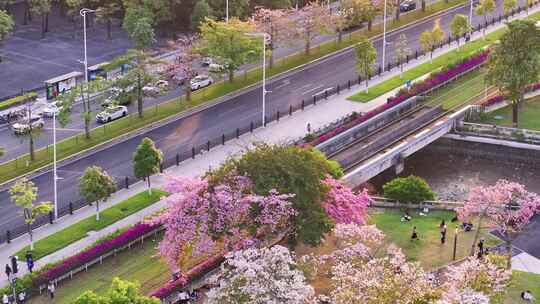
xmin=0 ymin=92 xmax=38 ymax=111
xmin=208 ymin=144 xmax=342 ymax=246
xmin=383 ymin=175 xmax=436 ymax=204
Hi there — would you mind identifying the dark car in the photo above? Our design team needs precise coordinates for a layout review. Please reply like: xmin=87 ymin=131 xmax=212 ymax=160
xmin=400 ymin=0 xmax=417 ymax=12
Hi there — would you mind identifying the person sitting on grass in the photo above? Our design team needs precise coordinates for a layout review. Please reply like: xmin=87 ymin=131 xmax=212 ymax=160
xmin=401 ymin=211 xmax=412 ymax=222
xmin=411 ymin=226 xmax=419 ymax=241
xmin=521 ymin=290 xmax=535 ymax=302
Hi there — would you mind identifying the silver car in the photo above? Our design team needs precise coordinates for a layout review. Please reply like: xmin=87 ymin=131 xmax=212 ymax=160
xmin=12 ymin=116 xmax=45 ymax=135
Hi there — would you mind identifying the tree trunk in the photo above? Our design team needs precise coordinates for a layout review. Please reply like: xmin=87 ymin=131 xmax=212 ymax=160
xmin=228 ymin=69 xmax=234 ymax=83
xmin=422 ymin=0 xmax=426 ymax=11
xmin=80 ymin=86 xmax=91 ymax=139
xmin=28 ymin=224 xmax=34 ymax=251
xmin=365 ymin=78 xmax=369 ymax=93
xmin=368 ymin=19 xmax=373 ymax=31
xmin=29 ymin=133 xmax=35 ymax=161
xmin=470 ymin=213 xmax=485 ymax=256
xmin=45 ymin=13 xmax=49 ymax=33
xmin=107 ymin=19 xmax=112 ymax=40
xmin=305 ymin=38 xmax=311 ymax=55
xmin=147 ymin=176 xmax=152 ymax=195
xmin=137 ymin=73 xmax=143 ymax=118
xmin=269 ymin=41 xmax=275 ymax=69
xmin=96 ymin=200 xmax=100 ymax=221
xmin=506 ymin=236 xmax=512 ymax=269
xmin=186 ymin=84 xmax=192 ymax=101
xmin=338 ymin=30 xmax=343 ymax=43
xmin=23 ymin=1 xmax=29 ymax=25
xmin=400 ymin=63 xmax=404 ymax=78
xmin=512 ymin=100 xmax=519 ymax=128
xmin=395 ymin=5 xmax=401 ymax=21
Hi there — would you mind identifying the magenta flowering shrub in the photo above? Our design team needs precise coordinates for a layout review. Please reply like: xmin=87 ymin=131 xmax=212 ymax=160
xmin=322 ymin=177 xmax=371 ymax=225
xmin=33 ymin=223 xmax=159 ymax=286
xmin=310 ymin=51 xmax=490 ymax=146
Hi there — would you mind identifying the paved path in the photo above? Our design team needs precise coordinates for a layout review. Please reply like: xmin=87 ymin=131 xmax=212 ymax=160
xmin=2 ymin=6 xmax=540 ymax=287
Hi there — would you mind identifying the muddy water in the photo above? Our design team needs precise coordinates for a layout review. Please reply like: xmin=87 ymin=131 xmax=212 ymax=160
xmin=369 ymin=150 xmax=540 ymax=201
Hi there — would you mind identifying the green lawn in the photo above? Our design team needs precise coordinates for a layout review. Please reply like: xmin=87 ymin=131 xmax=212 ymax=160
xmin=348 ymin=11 xmax=540 ymax=103
xmin=505 ymin=271 xmax=540 ymax=303
xmin=16 ymin=189 xmax=167 ymax=261
xmin=370 ymin=209 xmax=501 ymax=269
xmin=0 ymin=0 xmax=470 ymax=185
xmin=480 ymin=96 xmax=540 ymax=131
xmin=27 ymin=234 xmax=170 ymax=304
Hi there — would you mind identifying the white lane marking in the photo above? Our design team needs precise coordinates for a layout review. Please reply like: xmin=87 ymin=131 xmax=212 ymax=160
xmin=301 ymin=85 xmax=323 ymax=95
xmin=312 ymin=88 xmax=334 ymax=97
xmin=274 ymin=79 xmax=291 ymax=90
xmin=43 ymin=127 xmax=85 ymax=132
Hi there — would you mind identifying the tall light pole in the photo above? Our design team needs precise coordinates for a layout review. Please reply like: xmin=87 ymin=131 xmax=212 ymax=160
xmin=80 ymin=8 xmax=95 ymax=86
xmin=246 ymin=32 xmax=269 ymax=127
xmin=53 ymin=109 xmax=58 ymax=220
xmin=226 ymin=0 xmax=229 ymax=22
xmin=469 ymin=0 xmax=474 ymax=31
xmin=382 ymin=0 xmax=388 ymax=73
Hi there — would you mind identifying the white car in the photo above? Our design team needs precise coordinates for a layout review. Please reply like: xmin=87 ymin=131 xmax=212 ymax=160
xmin=142 ymin=85 xmax=161 ymax=96
xmin=190 ymin=75 xmax=213 ymax=90
xmin=96 ymin=105 xmax=128 ymax=123
xmin=12 ymin=116 xmax=44 ymax=134
xmin=42 ymin=101 xmax=68 ymax=118
xmin=209 ymin=63 xmax=225 ymax=73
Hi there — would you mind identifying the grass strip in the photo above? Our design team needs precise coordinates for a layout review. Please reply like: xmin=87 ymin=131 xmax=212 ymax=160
xmin=0 ymin=92 xmax=38 ymax=111
xmin=15 ymin=189 xmax=167 ymax=261
xmin=0 ymin=0 xmax=470 ymax=185
xmin=480 ymin=95 xmax=540 ymax=130
xmin=348 ymin=11 xmax=540 ymax=102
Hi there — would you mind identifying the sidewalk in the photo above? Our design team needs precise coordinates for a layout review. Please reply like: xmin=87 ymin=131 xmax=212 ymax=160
xmin=1 ymin=5 xmax=539 ymax=288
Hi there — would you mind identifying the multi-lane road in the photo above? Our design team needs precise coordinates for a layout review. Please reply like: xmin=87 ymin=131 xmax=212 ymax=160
xmin=0 ymin=1 xmax=528 ymax=238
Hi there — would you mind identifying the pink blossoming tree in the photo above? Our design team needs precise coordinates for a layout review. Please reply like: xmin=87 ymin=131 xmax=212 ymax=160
xmin=154 ymin=175 xmax=296 ymax=272
xmin=322 ymin=177 xmax=371 ymax=225
xmin=457 ymin=179 xmax=540 ymax=268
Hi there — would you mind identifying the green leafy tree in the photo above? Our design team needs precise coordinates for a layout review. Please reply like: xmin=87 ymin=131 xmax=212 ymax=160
xmin=355 ymin=36 xmax=377 ymax=93
xmin=0 ymin=10 xmax=13 ymax=63
xmin=475 ymin=0 xmax=495 ymax=36
xmin=383 ymin=175 xmax=436 ymax=204
xmin=343 ymin=0 xmax=378 ymax=31
xmin=0 ymin=0 xmax=15 ymax=12
xmin=9 ymin=178 xmax=52 ymax=250
xmin=450 ymin=14 xmax=471 ymax=47
xmin=133 ymin=137 xmax=163 ymax=194
xmin=30 ymin=0 xmax=51 ymax=38
xmin=74 ymin=278 xmax=160 ymax=304
xmin=64 ymin=0 xmax=84 ymax=39
xmin=420 ymin=19 xmax=445 ymax=62
xmin=198 ymin=18 xmax=263 ymax=82
xmin=486 ymin=20 xmax=540 ymax=127
xmin=208 ymin=0 xmax=250 ymax=20
xmin=14 ymin=99 xmax=43 ymax=161
xmin=394 ymin=34 xmax=411 ymax=78
xmin=294 ymin=1 xmax=334 ymax=55
xmin=79 ymin=166 xmax=117 ymax=221
xmin=208 ymin=144 xmax=342 ymax=246
xmin=191 ymin=0 xmax=211 ymax=31
xmin=123 ymin=4 xmax=156 ymax=50
xmin=503 ymin=0 xmax=517 ymax=17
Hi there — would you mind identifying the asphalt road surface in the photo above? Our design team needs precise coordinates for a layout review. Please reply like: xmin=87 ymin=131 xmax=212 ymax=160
xmin=0 ymin=1 xmax=529 ymax=240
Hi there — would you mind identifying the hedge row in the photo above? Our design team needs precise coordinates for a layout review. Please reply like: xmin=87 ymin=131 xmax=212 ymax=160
xmin=0 ymin=92 xmax=38 ymax=111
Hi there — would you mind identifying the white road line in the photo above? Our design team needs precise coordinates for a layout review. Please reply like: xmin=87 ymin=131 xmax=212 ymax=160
xmin=274 ymin=79 xmax=291 ymax=90
xmin=43 ymin=127 xmax=85 ymax=132
xmin=312 ymin=88 xmax=334 ymax=97
xmin=301 ymin=85 xmax=323 ymax=95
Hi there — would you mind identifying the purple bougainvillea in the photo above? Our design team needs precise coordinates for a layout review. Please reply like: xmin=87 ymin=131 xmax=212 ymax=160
xmin=33 ymin=223 xmax=159 ymax=286
xmin=310 ymin=51 xmax=490 ymax=146
xmin=482 ymin=81 xmax=540 ymax=107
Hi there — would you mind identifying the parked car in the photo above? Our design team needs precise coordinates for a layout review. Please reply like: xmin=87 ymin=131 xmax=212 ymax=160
xmin=96 ymin=105 xmax=128 ymax=123
xmin=201 ymin=57 xmax=213 ymax=66
xmin=155 ymin=80 xmax=169 ymax=88
xmin=209 ymin=63 xmax=225 ymax=73
xmin=42 ymin=101 xmax=69 ymax=118
xmin=190 ymin=75 xmax=213 ymax=90
xmin=400 ymin=0 xmax=416 ymax=12
xmin=12 ymin=116 xmax=44 ymax=134
xmin=172 ymin=74 xmax=188 ymax=85
xmin=142 ymin=85 xmax=161 ymax=96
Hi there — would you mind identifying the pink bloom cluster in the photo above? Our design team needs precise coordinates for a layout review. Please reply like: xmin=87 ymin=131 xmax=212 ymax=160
xmin=310 ymin=51 xmax=490 ymax=146
xmin=154 ymin=175 xmax=296 ymax=272
xmin=322 ymin=177 xmax=371 ymax=225
xmin=457 ymin=179 xmax=540 ymax=235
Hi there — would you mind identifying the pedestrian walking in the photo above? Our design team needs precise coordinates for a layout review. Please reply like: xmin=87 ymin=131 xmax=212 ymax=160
xmin=4 ymin=264 xmax=11 ymax=281
xmin=48 ymin=282 xmax=55 ymax=299
xmin=477 ymin=239 xmax=485 ymax=259
xmin=25 ymin=252 xmax=33 ymax=273
xmin=440 ymin=220 xmax=447 ymax=244
xmin=2 ymin=294 xmax=8 ymax=304
xmin=306 ymin=122 xmax=311 ymax=134
xmin=411 ymin=226 xmax=419 ymax=240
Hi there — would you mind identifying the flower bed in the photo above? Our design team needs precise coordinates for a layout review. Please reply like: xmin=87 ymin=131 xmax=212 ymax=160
xmin=33 ymin=222 xmax=159 ymax=286
xmin=482 ymin=82 xmax=540 ymax=107
xmin=150 ymin=253 xmax=225 ymax=298
xmin=309 ymin=51 xmax=490 ymax=147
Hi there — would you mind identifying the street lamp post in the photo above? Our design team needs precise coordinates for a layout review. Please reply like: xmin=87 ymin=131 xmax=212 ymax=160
xmin=246 ymin=32 xmax=270 ymax=127
xmin=453 ymin=228 xmax=459 ymax=260
xmin=53 ymin=109 xmax=58 ymax=220
xmin=80 ymin=8 xmax=95 ymax=86
xmin=469 ymin=0 xmax=474 ymax=31
xmin=382 ymin=0 xmax=388 ymax=73
xmin=226 ymin=0 xmax=229 ymax=22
